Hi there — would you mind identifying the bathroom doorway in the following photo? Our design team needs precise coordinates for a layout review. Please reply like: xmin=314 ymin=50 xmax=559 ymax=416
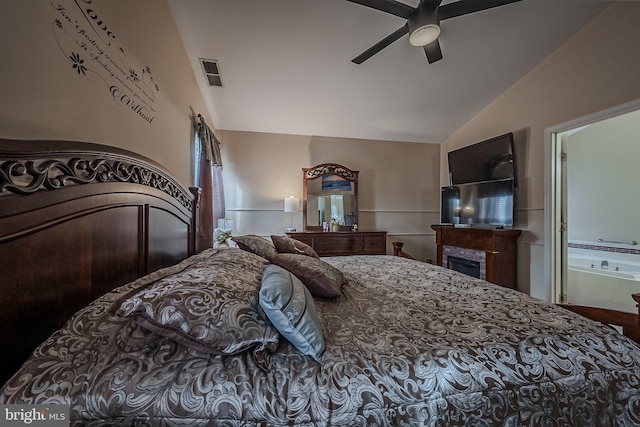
xmin=547 ymin=100 xmax=640 ymax=312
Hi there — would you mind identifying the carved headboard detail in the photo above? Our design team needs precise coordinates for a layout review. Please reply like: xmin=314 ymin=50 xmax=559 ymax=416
xmin=0 ymin=139 xmax=200 ymax=384
xmin=0 ymin=141 xmax=193 ymax=209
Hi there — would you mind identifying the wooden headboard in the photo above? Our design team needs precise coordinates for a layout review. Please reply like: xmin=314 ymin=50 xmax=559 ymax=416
xmin=0 ymin=139 xmax=200 ymax=384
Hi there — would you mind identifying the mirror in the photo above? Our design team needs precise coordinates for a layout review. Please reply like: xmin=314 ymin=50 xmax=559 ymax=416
xmin=303 ymin=163 xmax=358 ymax=231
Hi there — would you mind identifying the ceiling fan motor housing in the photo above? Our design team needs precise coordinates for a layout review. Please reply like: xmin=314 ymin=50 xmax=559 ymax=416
xmin=408 ymin=5 xmax=440 ymax=47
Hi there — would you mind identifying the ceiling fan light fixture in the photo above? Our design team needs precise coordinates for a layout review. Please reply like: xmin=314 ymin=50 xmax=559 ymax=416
xmin=408 ymin=24 xmax=440 ymax=47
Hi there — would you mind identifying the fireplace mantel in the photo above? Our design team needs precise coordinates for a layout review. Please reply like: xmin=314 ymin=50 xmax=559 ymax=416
xmin=431 ymin=225 xmax=521 ymax=289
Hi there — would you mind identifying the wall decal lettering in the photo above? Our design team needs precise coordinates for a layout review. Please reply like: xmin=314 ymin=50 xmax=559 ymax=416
xmin=52 ymin=0 xmax=159 ymax=123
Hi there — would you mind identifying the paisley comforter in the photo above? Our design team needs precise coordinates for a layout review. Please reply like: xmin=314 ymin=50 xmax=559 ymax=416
xmin=2 ymin=249 xmax=640 ymax=426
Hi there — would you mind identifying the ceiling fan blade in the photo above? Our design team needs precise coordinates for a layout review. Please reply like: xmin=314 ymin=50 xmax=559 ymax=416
xmin=352 ymin=24 xmax=409 ymax=64
xmin=423 ymin=39 xmax=443 ymax=64
xmin=439 ymin=0 xmax=521 ymax=21
xmin=346 ymin=0 xmax=414 ymax=19
xmin=419 ymin=0 xmax=444 ymax=11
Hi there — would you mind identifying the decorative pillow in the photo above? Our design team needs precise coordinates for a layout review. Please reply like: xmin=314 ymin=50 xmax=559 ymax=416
xmin=269 ymin=253 xmax=345 ymax=298
xmin=111 ymin=248 xmax=279 ymax=367
xmin=232 ymin=234 xmax=278 ymax=259
xmin=271 ymin=235 xmax=319 ymax=258
xmin=260 ymin=264 xmax=326 ymax=362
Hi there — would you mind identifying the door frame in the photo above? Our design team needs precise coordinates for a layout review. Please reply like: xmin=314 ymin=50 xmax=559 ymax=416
xmin=544 ymin=98 xmax=640 ymax=303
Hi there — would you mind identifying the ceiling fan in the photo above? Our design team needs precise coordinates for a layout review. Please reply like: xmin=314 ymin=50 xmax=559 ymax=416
xmin=348 ymin=0 xmax=522 ymax=65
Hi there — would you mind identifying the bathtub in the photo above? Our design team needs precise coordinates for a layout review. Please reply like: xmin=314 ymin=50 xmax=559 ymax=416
xmin=567 ymin=245 xmax=640 ymax=313
xmin=569 ymin=256 xmax=640 ymax=280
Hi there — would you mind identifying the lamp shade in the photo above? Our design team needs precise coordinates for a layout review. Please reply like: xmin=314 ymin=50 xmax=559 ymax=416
xmin=284 ymin=196 xmax=299 ymax=213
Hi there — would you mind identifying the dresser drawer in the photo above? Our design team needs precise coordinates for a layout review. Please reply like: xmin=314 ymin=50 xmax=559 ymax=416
xmin=315 ymin=235 xmax=363 ymax=255
xmin=363 ymin=234 xmax=385 ymax=253
xmin=289 ymin=234 xmax=313 ymax=247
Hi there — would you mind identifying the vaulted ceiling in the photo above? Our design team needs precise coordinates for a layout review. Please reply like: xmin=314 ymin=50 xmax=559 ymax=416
xmin=167 ymin=0 xmax=611 ymax=144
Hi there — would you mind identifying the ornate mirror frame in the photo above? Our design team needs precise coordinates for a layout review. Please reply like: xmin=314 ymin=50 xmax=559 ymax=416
xmin=302 ymin=163 xmax=359 ymax=231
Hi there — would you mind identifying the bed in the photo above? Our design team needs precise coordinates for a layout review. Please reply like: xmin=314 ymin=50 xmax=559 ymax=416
xmin=2 ymin=140 xmax=640 ymax=426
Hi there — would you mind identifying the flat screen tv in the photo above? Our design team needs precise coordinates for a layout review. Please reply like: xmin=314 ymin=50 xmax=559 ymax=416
xmin=441 ymin=178 xmax=514 ymax=227
xmin=447 ymin=132 xmax=515 ymax=186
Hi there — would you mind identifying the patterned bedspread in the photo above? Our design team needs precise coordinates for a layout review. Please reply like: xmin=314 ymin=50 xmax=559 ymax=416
xmin=2 ymin=250 xmax=640 ymax=426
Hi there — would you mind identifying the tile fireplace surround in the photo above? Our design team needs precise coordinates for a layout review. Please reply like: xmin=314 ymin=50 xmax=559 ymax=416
xmin=443 ymin=246 xmax=487 ymax=280
xmin=431 ymin=225 xmax=522 ymax=289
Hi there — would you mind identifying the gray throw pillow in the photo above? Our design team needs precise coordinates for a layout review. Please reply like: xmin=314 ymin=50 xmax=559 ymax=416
xmin=260 ymin=264 xmax=325 ymax=362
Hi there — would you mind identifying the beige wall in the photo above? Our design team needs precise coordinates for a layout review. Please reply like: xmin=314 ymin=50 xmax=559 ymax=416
xmin=220 ymin=130 xmax=441 ymax=261
xmin=439 ymin=1 xmax=640 ymax=299
xmin=0 ymin=0 xmax=210 ymax=185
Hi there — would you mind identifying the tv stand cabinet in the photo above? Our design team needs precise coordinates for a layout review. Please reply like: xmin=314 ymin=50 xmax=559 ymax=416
xmin=431 ymin=225 xmax=521 ymax=289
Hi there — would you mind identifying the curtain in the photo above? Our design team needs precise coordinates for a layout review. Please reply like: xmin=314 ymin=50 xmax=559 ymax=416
xmin=195 ymin=114 xmax=225 ymax=252
xmin=197 ymin=114 xmax=222 ymax=167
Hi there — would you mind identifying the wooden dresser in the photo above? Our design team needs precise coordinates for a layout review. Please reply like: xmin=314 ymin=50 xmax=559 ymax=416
xmin=286 ymin=231 xmax=387 ymax=257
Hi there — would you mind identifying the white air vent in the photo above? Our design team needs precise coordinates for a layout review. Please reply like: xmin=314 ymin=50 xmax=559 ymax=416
xmin=200 ymin=58 xmax=223 ymax=87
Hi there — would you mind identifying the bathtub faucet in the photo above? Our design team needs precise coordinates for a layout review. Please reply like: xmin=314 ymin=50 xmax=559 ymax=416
xmin=601 ymin=260 xmax=609 ymax=270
